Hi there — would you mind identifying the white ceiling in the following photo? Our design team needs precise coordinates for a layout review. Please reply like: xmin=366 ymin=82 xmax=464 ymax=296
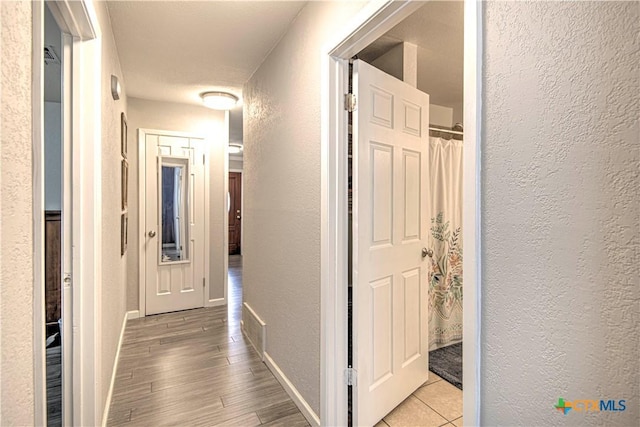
xmin=107 ymin=1 xmax=462 ymax=148
xmin=107 ymin=1 xmax=307 ymax=146
xmin=358 ymin=1 xmax=463 ymax=112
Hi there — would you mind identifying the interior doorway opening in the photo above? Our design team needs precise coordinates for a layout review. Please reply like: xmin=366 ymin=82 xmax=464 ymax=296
xmin=348 ymin=3 xmax=464 ymax=425
xmin=43 ymin=5 xmax=66 ymax=426
xmin=320 ymin=0 xmax=481 ymax=425
xmin=226 ymin=104 xmax=244 ymax=308
xmin=138 ymin=129 xmax=211 ymax=316
xmin=35 ymin=0 xmax=104 ymax=423
xmin=228 ymin=171 xmax=242 ymax=255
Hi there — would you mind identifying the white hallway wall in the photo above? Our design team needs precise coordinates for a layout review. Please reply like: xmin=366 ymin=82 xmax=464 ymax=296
xmin=126 ymin=97 xmax=228 ymax=310
xmin=43 ymin=0 xmax=63 ymax=212
xmin=44 ymin=102 xmax=62 ymax=211
xmin=482 ymin=1 xmax=638 ymax=424
xmin=243 ymin=0 xmax=367 ymax=415
xmin=0 ymin=1 xmax=34 ymax=424
xmin=96 ymin=0 xmax=129 ymax=417
xmin=230 ymin=158 xmax=243 ymax=171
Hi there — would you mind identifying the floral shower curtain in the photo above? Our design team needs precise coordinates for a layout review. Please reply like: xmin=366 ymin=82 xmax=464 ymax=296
xmin=428 ymin=137 xmax=463 ymax=350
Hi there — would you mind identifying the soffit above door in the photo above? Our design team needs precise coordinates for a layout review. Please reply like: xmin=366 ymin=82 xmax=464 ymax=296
xmin=357 ymin=1 xmax=463 ymax=110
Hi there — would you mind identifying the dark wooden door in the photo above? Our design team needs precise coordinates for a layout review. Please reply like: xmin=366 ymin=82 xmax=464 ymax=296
xmin=229 ymin=172 xmax=242 ymax=254
xmin=45 ymin=211 xmax=61 ymax=335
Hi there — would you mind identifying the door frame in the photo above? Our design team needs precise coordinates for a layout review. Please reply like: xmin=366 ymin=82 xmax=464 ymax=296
xmin=319 ymin=0 xmax=483 ymax=424
xmin=34 ymin=0 xmax=101 ymax=425
xmin=137 ymin=128 xmax=212 ymax=317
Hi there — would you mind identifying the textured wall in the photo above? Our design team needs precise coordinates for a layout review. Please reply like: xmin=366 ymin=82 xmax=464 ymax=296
xmin=243 ymin=1 xmax=366 ymax=415
xmin=126 ymin=97 xmax=227 ymax=310
xmin=0 ymin=1 xmax=35 ymax=424
xmin=44 ymin=4 xmax=62 ymax=211
xmin=96 ymin=1 xmax=129 ymax=415
xmin=229 ymin=158 xmax=243 ymax=171
xmin=43 ymin=6 xmax=62 ymax=103
xmin=482 ymin=1 xmax=639 ymax=425
xmin=44 ymin=102 xmax=62 ymax=210
xmin=371 ymin=43 xmax=404 ymax=81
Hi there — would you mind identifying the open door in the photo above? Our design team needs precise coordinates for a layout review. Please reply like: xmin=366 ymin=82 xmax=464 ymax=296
xmin=352 ymin=59 xmax=430 ymax=426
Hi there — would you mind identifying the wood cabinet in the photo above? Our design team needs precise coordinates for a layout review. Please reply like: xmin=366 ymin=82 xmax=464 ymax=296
xmin=45 ymin=211 xmax=61 ymax=334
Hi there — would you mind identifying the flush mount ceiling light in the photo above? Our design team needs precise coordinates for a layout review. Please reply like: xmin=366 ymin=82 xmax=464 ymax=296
xmin=200 ymin=91 xmax=238 ymax=110
xmin=228 ymin=144 xmax=243 ymax=154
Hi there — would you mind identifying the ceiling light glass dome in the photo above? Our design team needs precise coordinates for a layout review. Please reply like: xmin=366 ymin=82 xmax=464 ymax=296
xmin=200 ymin=92 xmax=238 ymax=110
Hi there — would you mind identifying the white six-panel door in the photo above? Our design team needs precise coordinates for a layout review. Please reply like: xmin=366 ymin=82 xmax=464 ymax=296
xmin=352 ymin=59 xmax=430 ymax=426
xmin=144 ymin=132 xmax=207 ymax=315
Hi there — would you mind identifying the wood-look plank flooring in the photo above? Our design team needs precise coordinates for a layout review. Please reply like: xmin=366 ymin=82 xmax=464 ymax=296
xmin=108 ymin=255 xmax=309 ymax=426
xmin=47 ymin=345 xmax=62 ymax=427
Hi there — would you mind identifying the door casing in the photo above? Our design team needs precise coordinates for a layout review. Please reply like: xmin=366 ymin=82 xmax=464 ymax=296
xmin=319 ymin=0 xmax=483 ymax=425
xmin=34 ymin=0 xmax=102 ymax=425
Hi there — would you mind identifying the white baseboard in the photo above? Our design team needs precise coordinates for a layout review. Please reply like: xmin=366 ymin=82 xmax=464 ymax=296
xmin=263 ymin=352 xmax=320 ymax=427
xmin=126 ymin=310 xmax=140 ymax=320
xmin=101 ymin=311 xmax=128 ymax=426
xmin=206 ymin=297 xmax=226 ymax=307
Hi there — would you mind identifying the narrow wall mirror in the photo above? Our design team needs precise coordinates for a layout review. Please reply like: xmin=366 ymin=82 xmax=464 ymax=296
xmin=159 ymin=156 xmax=190 ymax=264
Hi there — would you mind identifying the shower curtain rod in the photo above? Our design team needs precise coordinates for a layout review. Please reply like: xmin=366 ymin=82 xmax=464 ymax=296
xmin=428 ymin=126 xmax=464 ymax=136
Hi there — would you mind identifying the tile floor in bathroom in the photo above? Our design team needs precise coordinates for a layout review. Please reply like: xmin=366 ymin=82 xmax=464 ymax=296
xmin=375 ymin=373 xmax=463 ymax=427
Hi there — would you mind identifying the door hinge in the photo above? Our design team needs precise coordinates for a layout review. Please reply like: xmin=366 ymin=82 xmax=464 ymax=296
xmin=203 ymin=154 xmax=205 ymax=165
xmin=345 ymin=367 xmax=357 ymax=386
xmin=344 ymin=93 xmax=356 ymax=112
xmin=203 ymin=278 xmax=206 ymax=288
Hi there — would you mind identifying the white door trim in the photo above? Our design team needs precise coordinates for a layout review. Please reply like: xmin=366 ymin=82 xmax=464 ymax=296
xmin=34 ymin=0 xmax=101 ymax=425
xmin=138 ymin=129 xmax=146 ymax=316
xmin=221 ymin=120 xmax=230 ymax=307
xmin=60 ymin=31 xmax=74 ymax=427
xmin=138 ymin=128 xmax=212 ymax=317
xmin=32 ymin=4 xmax=47 ymax=424
xmin=463 ymin=1 xmax=483 ymax=425
xmin=320 ymin=0 xmax=482 ymax=424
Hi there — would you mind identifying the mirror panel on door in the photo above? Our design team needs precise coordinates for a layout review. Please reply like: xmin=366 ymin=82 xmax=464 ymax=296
xmin=159 ymin=156 xmax=190 ymax=264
